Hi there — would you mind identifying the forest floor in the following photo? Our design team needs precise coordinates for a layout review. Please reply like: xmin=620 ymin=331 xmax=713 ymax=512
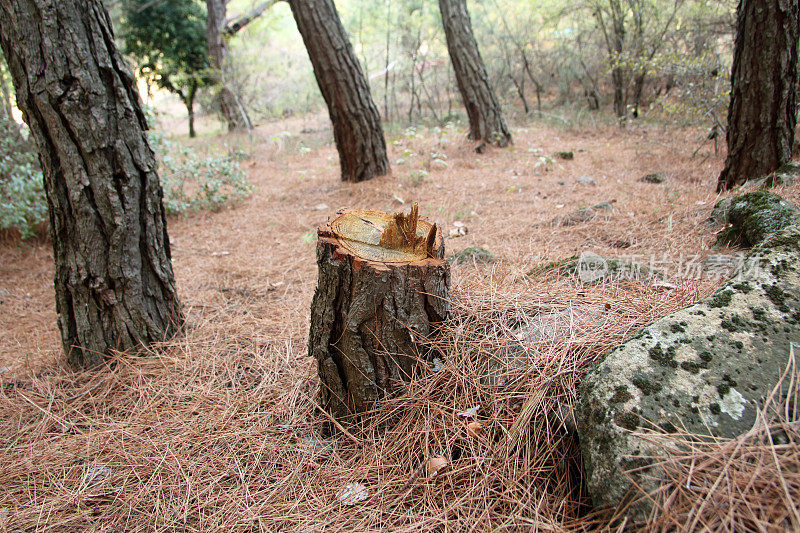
xmin=0 ymin=114 xmax=739 ymax=375
xmin=1 ymin=114 xmax=798 ymax=530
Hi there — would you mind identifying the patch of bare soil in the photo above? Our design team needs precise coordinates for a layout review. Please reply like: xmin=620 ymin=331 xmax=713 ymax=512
xmin=1 ymin=116 xmax=797 ymax=530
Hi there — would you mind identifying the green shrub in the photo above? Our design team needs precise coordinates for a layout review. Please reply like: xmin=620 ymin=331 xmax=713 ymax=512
xmin=0 ymin=119 xmax=46 ymax=239
xmin=148 ymin=130 xmax=253 ymax=215
xmin=0 ymin=114 xmax=253 ymax=240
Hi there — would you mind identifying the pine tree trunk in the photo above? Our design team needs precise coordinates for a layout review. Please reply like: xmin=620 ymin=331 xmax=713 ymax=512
xmin=0 ymin=0 xmax=183 ymax=367
xmin=206 ymin=0 xmax=251 ymax=132
xmin=718 ymin=0 xmax=800 ymax=191
xmin=288 ymin=0 xmax=389 ymax=183
xmin=309 ymin=208 xmax=450 ymax=421
xmin=439 ymin=0 xmax=512 ymax=147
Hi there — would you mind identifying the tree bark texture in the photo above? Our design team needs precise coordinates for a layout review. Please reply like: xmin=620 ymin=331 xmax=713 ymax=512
xmin=206 ymin=0 xmax=251 ymax=132
xmin=288 ymin=0 xmax=389 ymax=182
xmin=718 ymin=0 xmax=800 ymax=191
xmin=0 ymin=0 xmax=183 ymax=367
xmin=439 ymin=0 xmax=512 ymax=147
xmin=308 ymin=209 xmax=450 ymax=421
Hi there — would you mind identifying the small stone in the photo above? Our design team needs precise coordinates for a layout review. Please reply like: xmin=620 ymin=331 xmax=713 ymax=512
xmin=337 ymin=482 xmax=369 ymax=505
xmin=448 ymin=226 xmax=468 ymax=238
xmin=82 ymin=465 xmax=112 ymax=489
xmin=639 ymin=173 xmax=665 ymax=184
xmin=577 ymin=175 xmax=596 ymax=186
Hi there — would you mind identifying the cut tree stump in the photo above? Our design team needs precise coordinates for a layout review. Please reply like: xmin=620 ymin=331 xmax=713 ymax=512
xmin=309 ymin=204 xmax=450 ymax=421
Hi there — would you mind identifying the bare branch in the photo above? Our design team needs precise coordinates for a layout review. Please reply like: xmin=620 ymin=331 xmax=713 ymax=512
xmin=224 ymin=0 xmax=282 ymax=35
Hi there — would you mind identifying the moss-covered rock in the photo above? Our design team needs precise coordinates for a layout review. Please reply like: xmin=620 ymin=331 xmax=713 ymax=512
xmin=448 ymin=246 xmax=495 ymax=266
xmin=715 ymin=191 xmax=798 ymax=248
xmin=639 ymin=173 xmax=664 ymax=184
xmin=576 ymin=224 xmax=800 ymax=522
xmin=550 ymin=202 xmax=614 ymax=227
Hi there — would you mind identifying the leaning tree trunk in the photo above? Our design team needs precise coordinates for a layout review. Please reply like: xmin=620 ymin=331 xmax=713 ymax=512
xmin=0 ymin=0 xmax=183 ymax=367
xmin=288 ymin=0 xmax=389 ymax=183
xmin=309 ymin=205 xmax=450 ymax=422
xmin=206 ymin=0 xmax=251 ymax=132
xmin=718 ymin=0 xmax=800 ymax=191
xmin=439 ymin=0 xmax=512 ymax=148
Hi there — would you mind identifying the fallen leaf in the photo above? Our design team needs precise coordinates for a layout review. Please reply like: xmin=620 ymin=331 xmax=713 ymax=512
xmin=457 ymin=405 xmax=480 ymax=419
xmin=337 ymin=482 xmax=369 ymax=506
xmin=426 ymin=455 xmax=448 ymax=478
xmin=466 ymin=421 xmax=483 ymax=438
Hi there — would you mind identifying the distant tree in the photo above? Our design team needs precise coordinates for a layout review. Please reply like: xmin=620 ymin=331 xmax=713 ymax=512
xmin=288 ymin=0 xmax=388 ymax=182
xmin=205 ymin=0 xmax=278 ymax=132
xmin=122 ymin=0 xmax=209 ymax=137
xmin=0 ymin=0 xmax=183 ymax=367
xmin=718 ymin=0 xmax=799 ymax=191
xmin=438 ymin=0 xmax=512 ymax=148
xmin=587 ymin=0 xmax=684 ymax=123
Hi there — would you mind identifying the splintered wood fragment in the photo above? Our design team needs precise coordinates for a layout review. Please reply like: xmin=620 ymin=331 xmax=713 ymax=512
xmin=378 ymin=203 xmax=439 ymax=258
xmin=309 ymin=206 xmax=451 ymax=424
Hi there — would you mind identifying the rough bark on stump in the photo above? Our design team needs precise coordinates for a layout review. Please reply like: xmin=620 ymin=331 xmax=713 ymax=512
xmin=309 ymin=207 xmax=450 ymax=421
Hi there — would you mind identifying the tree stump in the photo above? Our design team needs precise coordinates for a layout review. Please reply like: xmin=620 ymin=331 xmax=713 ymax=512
xmin=309 ymin=204 xmax=450 ymax=421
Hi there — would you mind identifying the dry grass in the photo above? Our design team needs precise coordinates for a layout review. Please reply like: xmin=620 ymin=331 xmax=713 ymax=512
xmin=0 ymin=266 xmax=711 ymax=531
xmin=1 ymin=114 xmax=798 ymax=530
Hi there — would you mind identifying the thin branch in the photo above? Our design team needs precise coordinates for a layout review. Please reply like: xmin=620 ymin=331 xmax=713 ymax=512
xmin=224 ymin=0 xmax=282 ymax=35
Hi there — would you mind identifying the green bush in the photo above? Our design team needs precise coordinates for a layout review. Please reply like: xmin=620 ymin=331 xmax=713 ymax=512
xmin=0 ymin=115 xmax=253 ymax=240
xmin=148 ymin=131 xmax=253 ymax=215
xmin=0 ymin=119 xmax=46 ymax=239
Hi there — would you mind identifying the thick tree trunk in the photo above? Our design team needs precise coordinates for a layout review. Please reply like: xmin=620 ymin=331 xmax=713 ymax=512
xmin=718 ymin=0 xmax=800 ymax=191
xmin=0 ymin=0 xmax=183 ymax=367
xmin=439 ymin=0 xmax=512 ymax=147
xmin=309 ymin=207 xmax=450 ymax=421
xmin=206 ymin=0 xmax=251 ymax=132
xmin=288 ymin=0 xmax=389 ymax=183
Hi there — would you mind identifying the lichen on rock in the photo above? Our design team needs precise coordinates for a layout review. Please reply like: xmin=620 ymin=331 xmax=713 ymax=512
xmin=713 ymin=191 xmax=798 ymax=248
xmin=576 ymin=223 xmax=800 ymax=522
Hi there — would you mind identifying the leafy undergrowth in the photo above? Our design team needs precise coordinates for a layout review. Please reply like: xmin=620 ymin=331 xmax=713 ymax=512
xmin=0 ymin=119 xmax=252 ymax=240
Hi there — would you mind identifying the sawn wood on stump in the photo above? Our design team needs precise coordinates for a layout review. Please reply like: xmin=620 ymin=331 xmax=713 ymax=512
xmin=309 ymin=206 xmax=450 ymax=421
